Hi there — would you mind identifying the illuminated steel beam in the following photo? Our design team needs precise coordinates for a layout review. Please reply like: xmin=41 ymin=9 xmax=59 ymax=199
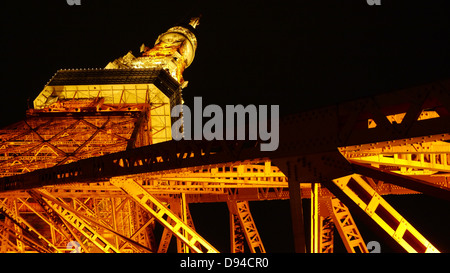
xmin=158 ymin=200 xmax=202 ymax=253
xmin=0 ymin=114 xmax=140 ymax=177
xmin=328 ymin=197 xmax=368 ymax=253
xmin=0 ymin=220 xmax=27 ymax=253
xmin=36 ymin=191 xmax=121 ymax=253
xmin=2 ymin=178 xmax=427 ymax=201
xmin=114 ymin=199 xmax=156 ymax=253
xmin=39 ymin=191 xmax=152 ymax=253
xmin=348 ymin=141 xmax=450 ymax=175
xmin=157 ymin=221 xmax=174 ymax=253
xmin=130 ymin=210 xmax=155 ymax=252
xmin=0 ymin=220 xmax=22 ymax=253
xmin=0 ymin=169 xmax=440 ymax=203
xmin=10 ymin=200 xmax=24 ymax=252
xmin=326 ymin=174 xmax=440 ymax=253
xmin=351 ymin=163 xmax=450 ymax=201
xmin=228 ymin=206 xmax=246 ymax=253
xmin=110 ymin=177 xmax=219 ymax=253
xmin=310 ymin=182 xmax=319 ymax=253
xmin=228 ymin=200 xmax=265 ymax=253
xmin=0 ymin=199 xmax=59 ymax=253
xmin=2 ymin=80 xmax=449 ymax=192
xmin=17 ymin=195 xmax=75 ymax=251
xmin=170 ymin=193 xmax=190 ymax=253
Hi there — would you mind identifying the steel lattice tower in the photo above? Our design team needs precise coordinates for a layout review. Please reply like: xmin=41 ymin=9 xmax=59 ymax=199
xmin=0 ymin=17 xmax=449 ymax=253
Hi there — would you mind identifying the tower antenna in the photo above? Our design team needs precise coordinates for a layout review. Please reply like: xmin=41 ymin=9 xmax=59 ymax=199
xmin=189 ymin=14 xmax=202 ymax=29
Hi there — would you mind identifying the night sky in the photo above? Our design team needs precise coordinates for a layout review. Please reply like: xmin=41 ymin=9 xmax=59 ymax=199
xmin=2 ymin=0 xmax=450 ymax=253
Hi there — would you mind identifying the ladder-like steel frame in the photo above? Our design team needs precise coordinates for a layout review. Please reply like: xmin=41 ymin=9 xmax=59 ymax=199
xmin=110 ymin=177 xmax=219 ymax=253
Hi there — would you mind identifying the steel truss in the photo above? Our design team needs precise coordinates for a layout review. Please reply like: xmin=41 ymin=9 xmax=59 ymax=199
xmin=0 ymin=149 xmax=448 ymax=253
xmin=327 ymin=174 xmax=440 ymax=253
xmin=228 ymin=200 xmax=265 ymax=253
xmin=110 ymin=177 xmax=218 ymax=253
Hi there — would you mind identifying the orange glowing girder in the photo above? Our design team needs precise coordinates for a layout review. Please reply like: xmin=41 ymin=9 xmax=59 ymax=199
xmin=228 ymin=200 xmax=265 ymax=253
xmin=0 ymin=113 xmax=143 ymax=178
xmin=328 ymin=197 xmax=369 ymax=253
xmin=110 ymin=177 xmax=219 ymax=253
xmin=0 ymin=198 xmax=60 ymax=253
xmin=327 ymin=174 xmax=440 ymax=253
xmin=2 ymin=79 xmax=449 ymax=195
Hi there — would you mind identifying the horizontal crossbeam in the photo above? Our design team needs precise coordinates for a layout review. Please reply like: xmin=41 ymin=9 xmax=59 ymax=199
xmin=351 ymin=163 xmax=450 ymax=201
xmin=1 ymin=80 xmax=449 ymax=192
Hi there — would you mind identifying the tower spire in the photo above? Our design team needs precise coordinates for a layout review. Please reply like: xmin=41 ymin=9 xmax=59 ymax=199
xmin=104 ymin=18 xmax=199 ymax=84
xmin=189 ymin=15 xmax=201 ymax=29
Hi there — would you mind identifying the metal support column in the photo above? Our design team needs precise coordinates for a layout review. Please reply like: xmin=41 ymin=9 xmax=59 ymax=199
xmin=288 ymin=178 xmax=306 ymax=253
xmin=328 ymin=197 xmax=368 ymax=253
xmin=228 ymin=200 xmax=265 ymax=253
xmin=310 ymin=182 xmax=319 ymax=253
xmin=228 ymin=206 xmax=246 ymax=253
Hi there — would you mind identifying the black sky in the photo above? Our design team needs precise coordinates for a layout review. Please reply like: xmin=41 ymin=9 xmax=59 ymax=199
xmin=2 ymin=0 xmax=450 ymax=252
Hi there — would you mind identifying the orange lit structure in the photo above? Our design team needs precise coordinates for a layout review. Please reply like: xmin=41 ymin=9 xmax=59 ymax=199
xmin=0 ymin=17 xmax=449 ymax=253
